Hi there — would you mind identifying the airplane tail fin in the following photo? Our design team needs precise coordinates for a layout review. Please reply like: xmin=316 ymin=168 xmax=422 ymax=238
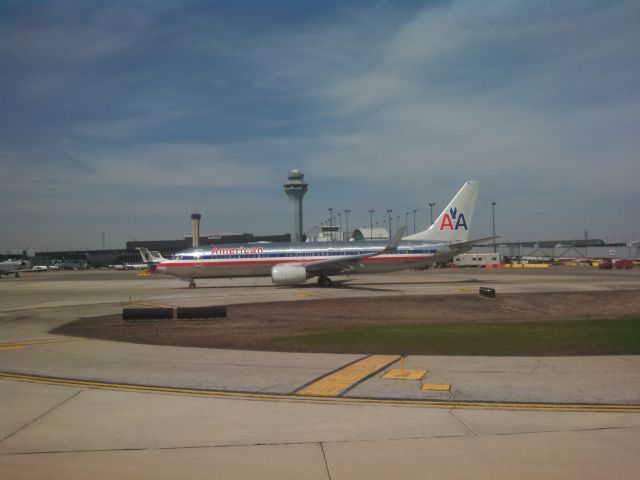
xmin=149 ymin=250 xmax=166 ymax=262
xmin=136 ymin=248 xmax=151 ymax=263
xmin=136 ymin=248 xmax=166 ymax=264
xmin=403 ymin=181 xmax=479 ymax=243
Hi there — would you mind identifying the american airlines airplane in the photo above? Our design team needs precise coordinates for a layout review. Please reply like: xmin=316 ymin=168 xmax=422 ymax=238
xmin=157 ymin=181 xmax=490 ymax=288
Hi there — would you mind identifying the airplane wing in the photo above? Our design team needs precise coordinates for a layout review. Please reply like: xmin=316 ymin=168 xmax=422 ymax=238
xmin=304 ymin=227 xmax=407 ymax=275
xmin=429 ymin=235 xmax=502 ymax=262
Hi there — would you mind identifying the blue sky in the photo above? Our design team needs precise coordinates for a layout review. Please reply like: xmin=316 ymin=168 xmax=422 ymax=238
xmin=1 ymin=0 xmax=639 ymax=251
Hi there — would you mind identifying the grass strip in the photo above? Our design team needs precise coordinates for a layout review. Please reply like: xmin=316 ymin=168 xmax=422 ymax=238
xmin=272 ymin=318 xmax=640 ymax=355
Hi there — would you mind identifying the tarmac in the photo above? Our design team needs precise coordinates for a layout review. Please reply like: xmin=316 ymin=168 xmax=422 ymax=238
xmin=1 ymin=267 xmax=639 ymax=479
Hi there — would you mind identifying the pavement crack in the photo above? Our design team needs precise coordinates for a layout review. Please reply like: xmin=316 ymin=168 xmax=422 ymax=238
xmin=0 ymin=390 xmax=82 ymax=444
xmin=5 ymin=427 xmax=638 ymax=457
xmin=482 ymin=425 xmax=640 ymax=438
xmin=449 ymin=409 xmax=478 ymax=436
xmin=0 ymin=434 xmax=469 ymax=456
xmin=320 ymin=443 xmax=333 ymax=480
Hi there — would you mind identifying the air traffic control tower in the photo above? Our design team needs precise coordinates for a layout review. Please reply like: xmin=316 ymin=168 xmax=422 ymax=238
xmin=283 ymin=169 xmax=308 ymax=243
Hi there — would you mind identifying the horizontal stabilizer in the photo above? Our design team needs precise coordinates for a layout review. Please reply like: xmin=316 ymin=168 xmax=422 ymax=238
xmin=451 ymin=235 xmax=501 ymax=249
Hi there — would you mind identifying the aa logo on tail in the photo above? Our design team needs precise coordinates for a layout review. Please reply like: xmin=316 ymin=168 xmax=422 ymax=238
xmin=439 ymin=207 xmax=468 ymax=231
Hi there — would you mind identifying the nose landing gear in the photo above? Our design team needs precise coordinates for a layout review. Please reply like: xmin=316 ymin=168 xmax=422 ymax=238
xmin=188 ymin=280 xmax=196 ymax=289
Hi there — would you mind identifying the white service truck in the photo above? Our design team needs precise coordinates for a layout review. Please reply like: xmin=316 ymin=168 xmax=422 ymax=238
xmin=453 ymin=253 xmax=504 ymax=267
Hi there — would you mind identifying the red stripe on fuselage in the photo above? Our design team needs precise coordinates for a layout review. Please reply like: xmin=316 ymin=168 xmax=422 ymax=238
xmin=160 ymin=255 xmax=432 ymax=269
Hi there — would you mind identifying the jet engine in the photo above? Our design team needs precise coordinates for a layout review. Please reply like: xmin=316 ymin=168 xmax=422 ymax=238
xmin=431 ymin=245 xmax=454 ymax=263
xmin=271 ymin=264 xmax=308 ymax=285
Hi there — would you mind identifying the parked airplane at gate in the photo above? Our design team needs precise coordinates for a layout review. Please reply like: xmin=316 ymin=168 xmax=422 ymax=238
xmin=136 ymin=248 xmax=167 ymax=272
xmin=0 ymin=252 xmax=32 ymax=278
xmin=157 ymin=181 xmax=490 ymax=288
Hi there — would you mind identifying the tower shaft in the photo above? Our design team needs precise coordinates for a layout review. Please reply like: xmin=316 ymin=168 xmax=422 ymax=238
xmin=283 ymin=170 xmax=308 ymax=243
xmin=191 ymin=213 xmax=201 ymax=248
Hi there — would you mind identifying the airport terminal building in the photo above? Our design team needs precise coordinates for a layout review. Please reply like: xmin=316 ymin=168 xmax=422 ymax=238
xmin=31 ymin=233 xmax=291 ymax=268
xmin=126 ymin=233 xmax=290 ymax=258
xmin=21 ymin=234 xmax=639 ymax=269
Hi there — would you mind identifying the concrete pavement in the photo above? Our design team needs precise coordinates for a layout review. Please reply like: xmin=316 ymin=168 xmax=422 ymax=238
xmin=1 ymin=339 xmax=640 ymax=403
xmin=2 ymin=379 xmax=640 ymax=479
xmin=1 ymin=268 xmax=639 ymax=478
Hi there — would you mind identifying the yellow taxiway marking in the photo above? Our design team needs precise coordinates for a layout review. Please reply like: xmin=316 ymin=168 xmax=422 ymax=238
xmin=455 ymin=288 xmax=474 ymax=293
xmin=2 ymin=372 xmax=640 ymax=413
xmin=383 ymin=369 xmax=427 ymax=380
xmin=0 ymin=346 xmax=25 ymax=351
xmin=295 ymin=292 xmax=321 ymax=298
xmin=0 ymin=338 xmax=83 ymax=349
xmin=296 ymin=355 xmax=400 ymax=397
xmin=422 ymin=383 xmax=451 ymax=392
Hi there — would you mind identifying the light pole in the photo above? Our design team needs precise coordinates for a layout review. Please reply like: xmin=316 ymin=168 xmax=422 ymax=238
xmin=386 ymin=209 xmax=393 ymax=236
xmin=344 ymin=209 xmax=350 ymax=241
xmin=369 ymin=209 xmax=375 ymax=240
xmin=328 ymin=208 xmax=333 ymax=241
xmin=429 ymin=202 xmax=436 ymax=226
xmin=405 ymin=212 xmax=409 ymax=229
xmin=337 ymin=212 xmax=342 ymax=241
xmin=492 ymin=202 xmax=497 ymax=253
xmin=413 ymin=209 xmax=418 ymax=233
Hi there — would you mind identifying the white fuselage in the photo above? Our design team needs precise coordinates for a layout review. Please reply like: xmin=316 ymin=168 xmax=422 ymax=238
xmin=0 ymin=259 xmax=32 ymax=276
xmin=157 ymin=240 xmax=450 ymax=281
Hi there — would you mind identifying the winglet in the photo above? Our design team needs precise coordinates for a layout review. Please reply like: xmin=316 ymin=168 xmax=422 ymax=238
xmin=380 ymin=226 xmax=407 ymax=255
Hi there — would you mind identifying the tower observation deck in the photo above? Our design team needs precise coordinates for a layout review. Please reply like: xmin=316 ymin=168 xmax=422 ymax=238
xmin=283 ymin=170 xmax=308 ymax=243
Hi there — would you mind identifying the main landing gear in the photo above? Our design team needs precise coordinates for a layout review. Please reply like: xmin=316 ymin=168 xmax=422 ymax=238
xmin=188 ymin=280 xmax=196 ymax=289
xmin=317 ymin=275 xmax=332 ymax=287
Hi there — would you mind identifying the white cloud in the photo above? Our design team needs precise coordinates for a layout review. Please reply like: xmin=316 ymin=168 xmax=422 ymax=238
xmin=66 ymin=142 xmax=280 ymax=188
xmin=246 ymin=1 xmax=639 ymax=192
xmin=1 ymin=1 xmax=639 ymax=249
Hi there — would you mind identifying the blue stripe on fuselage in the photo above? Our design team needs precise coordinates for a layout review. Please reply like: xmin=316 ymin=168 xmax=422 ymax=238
xmin=172 ymin=241 xmax=439 ymax=261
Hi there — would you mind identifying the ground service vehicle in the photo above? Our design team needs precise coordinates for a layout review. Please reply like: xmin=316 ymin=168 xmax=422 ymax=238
xmin=615 ymin=259 xmax=633 ymax=269
xmin=598 ymin=260 xmax=613 ymax=270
